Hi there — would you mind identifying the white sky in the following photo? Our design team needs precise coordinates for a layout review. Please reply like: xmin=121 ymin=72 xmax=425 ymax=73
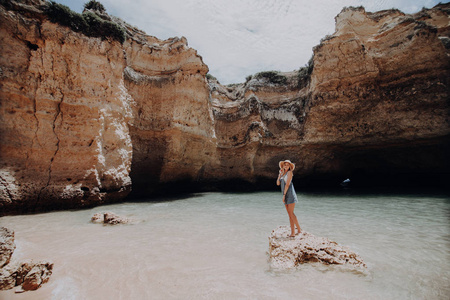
xmin=55 ymin=0 xmax=441 ymax=84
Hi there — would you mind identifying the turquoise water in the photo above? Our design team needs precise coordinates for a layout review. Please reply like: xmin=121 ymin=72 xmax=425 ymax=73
xmin=1 ymin=190 xmax=449 ymax=299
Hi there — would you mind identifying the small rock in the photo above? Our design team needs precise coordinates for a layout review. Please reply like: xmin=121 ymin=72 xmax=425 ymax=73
xmin=268 ymin=225 xmax=366 ymax=269
xmin=104 ymin=212 xmax=130 ymax=224
xmin=21 ymin=262 xmax=54 ymax=291
xmin=91 ymin=212 xmax=104 ymax=223
xmin=91 ymin=212 xmax=131 ymax=225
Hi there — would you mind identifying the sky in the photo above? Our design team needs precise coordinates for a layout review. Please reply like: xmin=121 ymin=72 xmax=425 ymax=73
xmin=54 ymin=0 xmax=442 ymax=84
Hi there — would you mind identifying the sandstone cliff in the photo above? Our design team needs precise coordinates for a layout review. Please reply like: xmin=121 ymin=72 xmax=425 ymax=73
xmin=0 ymin=1 xmax=449 ymax=214
xmin=209 ymin=4 xmax=450 ymax=187
xmin=0 ymin=0 xmax=216 ymax=213
xmin=1 ymin=0 xmax=134 ymax=213
xmin=123 ymin=35 xmax=216 ymax=197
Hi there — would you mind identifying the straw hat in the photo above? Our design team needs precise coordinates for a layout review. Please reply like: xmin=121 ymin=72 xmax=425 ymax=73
xmin=279 ymin=160 xmax=295 ymax=171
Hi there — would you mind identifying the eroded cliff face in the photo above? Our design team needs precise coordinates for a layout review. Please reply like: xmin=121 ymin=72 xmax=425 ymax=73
xmin=210 ymin=4 xmax=449 ymax=187
xmin=208 ymin=73 xmax=309 ymax=184
xmin=0 ymin=1 xmax=449 ymax=214
xmin=123 ymin=35 xmax=216 ymax=196
xmin=0 ymin=1 xmax=133 ymax=212
xmin=0 ymin=0 xmax=217 ymax=213
xmin=302 ymin=6 xmax=450 ymax=185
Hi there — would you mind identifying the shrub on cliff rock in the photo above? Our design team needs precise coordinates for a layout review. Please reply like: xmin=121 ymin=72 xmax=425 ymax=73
xmin=84 ymin=0 xmax=106 ymax=13
xmin=297 ymin=55 xmax=314 ymax=87
xmin=45 ymin=1 xmax=125 ymax=43
xmin=255 ymin=71 xmax=288 ymax=85
xmin=206 ymin=73 xmax=218 ymax=81
xmin=45 ymin=1 xmax=88 ymax=32
xmin=82 ymin=11 xmax=125 ymax=43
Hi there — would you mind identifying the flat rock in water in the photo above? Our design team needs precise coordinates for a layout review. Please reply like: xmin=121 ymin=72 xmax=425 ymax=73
xmin=269 ymin=226 xmax=366 ymax=269
xmin=91 ymin=212 xmax=132 ymax=225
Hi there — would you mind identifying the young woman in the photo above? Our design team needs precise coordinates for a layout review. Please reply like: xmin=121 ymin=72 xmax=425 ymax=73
xmin=276 ymin=160 xmax=301 ymax=237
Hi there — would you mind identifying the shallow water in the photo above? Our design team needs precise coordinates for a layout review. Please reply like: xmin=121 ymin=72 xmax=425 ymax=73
xmin=1 ymin=190 xmax=449 ymax=299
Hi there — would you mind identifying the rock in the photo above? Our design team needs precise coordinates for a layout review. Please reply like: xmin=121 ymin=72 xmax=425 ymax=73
xmin=0 ymin=266 xmax=17 ymax=290
xmin=91 ymin=212 xmax=131 ymax=224
xmin=0 ymin=260 xmax=53 ymax=291
xmin=0 ymin=227 xmax=53 ymax=292
xmin=268 ymin=226 xmax=366 ymax=269
xmin=0 ymin=227 xmax=15 ymax=268
xmin=91 ymin=212 xmax=105 ymax=223
xmin=21 ymin=261 xmax=54 ymax=291
xmin=104 ymin=212 xmax=130 ymax=224
xmin=14 ymin=260 xmax=37 ymax=286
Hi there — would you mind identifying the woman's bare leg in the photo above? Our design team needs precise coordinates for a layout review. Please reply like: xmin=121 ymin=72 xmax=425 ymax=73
xmin=287 ymin=203 xmax=301 ymax=235
xmin=286 ymin=204 xmax=296 ymax=236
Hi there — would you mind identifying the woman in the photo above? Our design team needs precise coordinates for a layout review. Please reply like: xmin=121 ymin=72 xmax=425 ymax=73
xmin=277 ymin=160 xmax=301 ymax=237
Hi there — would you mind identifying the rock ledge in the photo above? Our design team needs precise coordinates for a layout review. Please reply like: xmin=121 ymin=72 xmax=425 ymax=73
xmin=268 ymin=226 xmax=366 ymax=269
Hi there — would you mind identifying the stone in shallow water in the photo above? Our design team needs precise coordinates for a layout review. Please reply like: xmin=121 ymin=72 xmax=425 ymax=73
xmin=268 ymin=225 xmax=366 ymax=269
xmin=21 ymin=261 xmax=54 ymax=291
xmin=0 ymin=228 xmax=53 ymax=292
xmin=91 ymin=212 xmax=132 ymax=225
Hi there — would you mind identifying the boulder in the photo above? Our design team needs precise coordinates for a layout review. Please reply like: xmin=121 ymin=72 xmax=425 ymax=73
xmin=21 ymin=261 xmax=54 ymax=291
xmin=0 ymin=228 xmax=53 ymax=292
xmin=0 ymin=227 xmax=15 ymax=268
xmin=268 ymin=226 xmax=366 ymax=269
xmin=91 ymin=212 xmax=105 ymax=223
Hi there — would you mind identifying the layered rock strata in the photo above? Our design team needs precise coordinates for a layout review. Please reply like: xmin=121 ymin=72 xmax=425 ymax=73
xmin=0 ymin=0 xmax=217 ymax=213
xmin=210 ymin=4 xmax=450 ymax=187
xmin=123 ymin=35 xmax=216 ymax=197
xmin=268 ymin=226 xmax=366 ymax=269
xmin=0 ymin=0 xmax=133 ymax=213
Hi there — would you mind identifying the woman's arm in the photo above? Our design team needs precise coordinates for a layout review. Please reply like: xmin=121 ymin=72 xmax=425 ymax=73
xmin=276 ymin=169 xmax=282 ymax=186
xmin=283 ymin=171 xmax=293 ymax=195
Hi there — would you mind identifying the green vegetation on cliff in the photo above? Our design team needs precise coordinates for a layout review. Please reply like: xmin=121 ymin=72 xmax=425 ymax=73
xmin=44 ymin=1 xmax=125 ymax=43
xmin=254 ymin=71 xmax=288 ymax=85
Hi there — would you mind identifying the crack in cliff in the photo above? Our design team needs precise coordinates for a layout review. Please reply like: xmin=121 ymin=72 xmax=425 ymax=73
xmin=34 ymin=88 xmax=64 ymax=210
xmin=0 ymin=175 xmax=14 ymax=203
xmin=25 ymin=59 xmax=42 ymax=171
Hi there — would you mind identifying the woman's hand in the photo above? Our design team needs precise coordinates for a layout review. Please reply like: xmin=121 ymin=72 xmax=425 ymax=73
xmin=276 ymin=169 xmax=283 ymax=186
xmin=282 ymin=194 xmax=286 ymax=204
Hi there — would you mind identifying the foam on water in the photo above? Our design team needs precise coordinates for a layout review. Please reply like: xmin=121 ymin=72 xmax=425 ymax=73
xmin=1 ymin=191 xmax=449 ymax=299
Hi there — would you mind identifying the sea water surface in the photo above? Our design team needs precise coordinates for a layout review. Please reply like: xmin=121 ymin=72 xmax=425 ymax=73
xmin=1 ymin=190 xmax=449 ymax=299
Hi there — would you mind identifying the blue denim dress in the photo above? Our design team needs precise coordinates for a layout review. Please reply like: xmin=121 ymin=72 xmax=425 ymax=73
xmin=280 ymin=172 xmax=298 ymax=205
